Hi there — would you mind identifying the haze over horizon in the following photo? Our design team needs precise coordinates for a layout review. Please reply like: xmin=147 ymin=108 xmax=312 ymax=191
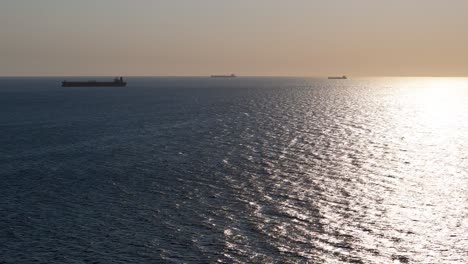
xmin=2 ymin=0 xmax=468 ymax=77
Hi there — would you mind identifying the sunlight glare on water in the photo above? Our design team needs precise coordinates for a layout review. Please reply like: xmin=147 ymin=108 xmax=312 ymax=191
xmin=351 ymin=78 xmax=468 ymax=263
xmin=0 ymin=77 xmax=467 ymax=263
xmin=374 ymin=78 xmax=468 ymax=263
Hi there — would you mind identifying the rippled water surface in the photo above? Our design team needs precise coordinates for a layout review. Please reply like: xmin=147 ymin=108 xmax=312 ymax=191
xmin=1 ymin=77 xmax=467 ymax=263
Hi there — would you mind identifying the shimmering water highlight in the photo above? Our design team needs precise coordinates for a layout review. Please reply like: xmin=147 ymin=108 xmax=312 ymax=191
xmin=0 ymin=77 xmax=467 ymax=263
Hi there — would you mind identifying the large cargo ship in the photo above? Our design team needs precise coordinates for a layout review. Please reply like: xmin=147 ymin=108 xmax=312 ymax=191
xmin=62 ymin=77 xmax=126 ymax=87
xmin=328 ymin=75 xmax=347 ymax=80
xmin=210 ymin=74 xmax=236 ymax=78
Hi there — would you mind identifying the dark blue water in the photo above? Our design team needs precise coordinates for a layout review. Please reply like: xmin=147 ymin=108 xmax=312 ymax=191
xmin=1 ymin=77 xmax=467 ymax=263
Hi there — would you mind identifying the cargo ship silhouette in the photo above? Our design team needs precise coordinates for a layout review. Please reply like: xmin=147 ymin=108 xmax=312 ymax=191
xmin=62 ymin=77 xmax=126 ymax=87
xmin=210 ymin=74 xmax=236 ymax=78
xmin=328 ymin=75 xmax=347 ymax=80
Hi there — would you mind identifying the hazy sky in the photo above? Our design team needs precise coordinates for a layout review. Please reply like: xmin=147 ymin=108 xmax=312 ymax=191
xmin=1 ymin=0 xmax=468 ymax=76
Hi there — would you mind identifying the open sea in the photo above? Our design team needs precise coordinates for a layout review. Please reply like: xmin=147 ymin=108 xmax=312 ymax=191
xmin=0 ymin=77 xmax=467 ymax=263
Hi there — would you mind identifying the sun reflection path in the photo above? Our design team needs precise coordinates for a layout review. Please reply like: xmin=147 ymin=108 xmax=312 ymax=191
xmin=375 ymin=77 xmax=468 ymax=263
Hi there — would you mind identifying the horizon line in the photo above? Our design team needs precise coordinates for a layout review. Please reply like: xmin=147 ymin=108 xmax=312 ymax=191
xmin=1 ymin=75 xmax=468 ymax=78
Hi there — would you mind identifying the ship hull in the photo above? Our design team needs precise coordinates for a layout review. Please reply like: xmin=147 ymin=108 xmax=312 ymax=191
xmin=210 ymin=74 xmax=236 ymax=78
xmin=62 ymin=82 xmax=127 ymax=87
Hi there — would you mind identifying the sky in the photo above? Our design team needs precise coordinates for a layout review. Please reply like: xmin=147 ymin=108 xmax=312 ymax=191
xmin=1 ymin=0 xmax=468 ymax=77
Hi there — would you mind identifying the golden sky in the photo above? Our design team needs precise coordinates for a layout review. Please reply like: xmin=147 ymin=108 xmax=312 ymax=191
xmin=1 ymin=0 xmax=468 ymax=76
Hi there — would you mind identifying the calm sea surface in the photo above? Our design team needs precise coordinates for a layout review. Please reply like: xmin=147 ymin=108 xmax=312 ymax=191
xmin=0 ymin=77 xmax=467 ymax=263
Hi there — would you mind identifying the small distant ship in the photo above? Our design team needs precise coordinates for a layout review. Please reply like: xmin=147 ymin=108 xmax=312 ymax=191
xmin=210 ymin=74 xmax=237 ymax=78
xmin=62 ymin=77 xmax=127 ymax=87
xmin=328 ymin=75 xmax=347 ymax=80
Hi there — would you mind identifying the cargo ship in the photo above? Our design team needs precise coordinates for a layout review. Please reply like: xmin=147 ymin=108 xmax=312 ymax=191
xmin=210 ymin=74 xmax=236 ymax=78
xmin=62 ymin=77 xmax=126 ymax=87
xmin=328 ymin=75 xmax=347 ymax=80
